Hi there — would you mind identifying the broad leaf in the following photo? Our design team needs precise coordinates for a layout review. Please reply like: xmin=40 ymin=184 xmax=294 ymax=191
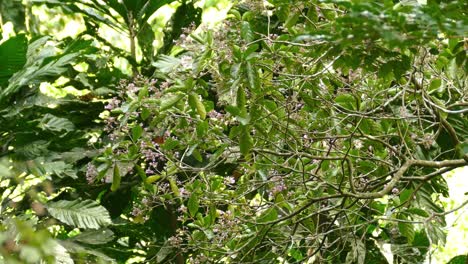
xmin=0 ymin=34 xmax=27 ymax=87
xmin=46 ymin=199 xmax=112 ymax=229
xmin=71 ymin=229 xmax=114 ymax=245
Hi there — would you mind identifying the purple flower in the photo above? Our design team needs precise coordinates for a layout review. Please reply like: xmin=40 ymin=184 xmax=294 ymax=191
xmin=131 ymin=207 xmax=142 ymax=216
xmin=178 ymin=205 xmax=187 ymax=213
xmin=104 ymin=97 xmax=121 ymax=110
xmin=85 ymin=163 xmax=98 ymax=183
xmin=224 ymin=176 xmax=235 ymax=186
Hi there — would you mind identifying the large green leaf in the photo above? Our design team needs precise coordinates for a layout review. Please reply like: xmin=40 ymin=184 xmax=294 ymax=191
xmin=0 ymin=34 xmax=27 ymax=87
xmin=60 ymin=241 xmax=116 ymax=263
xmin=46 ymin=199 xmax=112 ymax=229
xmin=37 ymin=114 xmax=75 ymax=133
xmin=448 ymin=255 xmax=468 ymax=264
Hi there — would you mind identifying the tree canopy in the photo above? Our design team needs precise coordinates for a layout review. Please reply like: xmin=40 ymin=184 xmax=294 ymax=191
xmin=0 ymin=0 xmax=467 ymax=263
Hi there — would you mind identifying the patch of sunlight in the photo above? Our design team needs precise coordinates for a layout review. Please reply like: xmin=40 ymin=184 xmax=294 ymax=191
xmin=9 ymin=174 xmax=43 ymax=203
xmin=73 ymin=62 xmax=89 ymax=72
xmin=198 ymin=0 xmax=233 ymax=28
xmin=62 ymin=86 xmax=90 ymax=96
xmin=54 ymin=76 xmax=69 ymax=86
xmin=148 ymin=2 xmax=180 ymax=53
xmin=125 ymin=256 xmax=146 ymax=264
xmin=40 ymin=80 xmax=90 ymax=99
xmin=425 ymin=166 xmax=468 ymax=263
xmin=32 ymin=5 xmax=85 ymax=39
xmin=97 ymin=22 xmax=132 ymax=54
xmin=61 ymin=19 xmax=85 ymax=39
xmin=113 ymin=56 xmax=133 ymax=76
xmin=40 ymin=82 xmax=67 ymax=98
xmin=1 ymin=22 xmax=15 ymax=42
xmin=249 ymin=192 xmax=264 ymax=207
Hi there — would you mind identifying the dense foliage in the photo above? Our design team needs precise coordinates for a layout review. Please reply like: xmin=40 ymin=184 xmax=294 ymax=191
xmin=0 ymin=0 xmax=467 ymax=263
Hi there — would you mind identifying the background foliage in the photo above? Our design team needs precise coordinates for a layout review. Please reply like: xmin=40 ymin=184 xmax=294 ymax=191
xmin=0 ymin=0 xmax=467 ymax=263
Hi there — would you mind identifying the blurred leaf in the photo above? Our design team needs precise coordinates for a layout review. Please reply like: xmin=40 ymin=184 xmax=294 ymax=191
xmin=0 ymin=34 xmax=27 ymax=87
xmin=153 ymin=55 xmax=180 ymax=73
xmin=447 ymin=255 xmax=468 ymax=264
xmin=38 ymin=114 xmax=75 ymax=132
xmin=71 ymin=228 xmax=114 ymax=245
xmin=240 ymin=21 xmax=254 ymax=42
xmin=398 ymin=218 xmax=415 ymax=243
xmin=239 ymin=125 xmax=253 ymax=157
xmin=188 ymin=192 xmax=199 ymax=217
xmin=335 ymin=94 xmax=356 ymax=111
xmin=0 ymin=0 xmax=26 ymax=32
xmin=345 ymin=239 xmax=365 ymax=264
xmin=160 ymin=93 xmax=184 ymax=111
xmin=257 ymin=208 xmax=278 ymax=223
xmin=1 ymin=36 xmax=89 ymax=103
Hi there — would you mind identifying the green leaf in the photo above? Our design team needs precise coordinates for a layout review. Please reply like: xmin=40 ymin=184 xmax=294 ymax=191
xmin=137 ymin=22 xmax=155 ymax=62
xmin=399 ymin=189 xmax=413 ymax=205
xmin=38 ymin=114 xmax=75 ymax=132
xmin=299 ymin=91 xmax=316 ymax=109
xmin=188 ymin=92 xmax=206 ymax=120
xmin=428 ymin=78 xmax=442 ymax=92
xmin=359 ymin=119 xmax=382 ymax=134
xmin=1 ymin=36 xmax=86 ymax=103
xmin=288 ymin=248 xmax=304 ymax=261
xmin=245 ymin=61 xmax=260 ymax=92
xmin=72 ymin=228 xmax=114 ymax=245
xmin=257 ymin=208 xmax=278 ymax=223
xmin=132 ymin=125 xmax=143 ymax=140
xmin=405 ymin=208 xmax=429 ymax=217
xmin=239 ymin=125 xmax=253 ymax=157
xmin=240 ymin=21 xmax=254 ymax=42
xmin=153 ymin=55 xmax=180 ymax=73
xmin=0 ymin=34 xmax=27 ymax=87
xmin=42 ymin=160 xmax=78 ymax=179
xmin=345 ymin=239 xmax=365 ymax=264
xmin=13 ymin=140 xmax=49 ymax=160
xmin=169 ymin=177 xmax=181 ymax=199
xmin=188 ymin=192 xmax=199 ymax=217
xmin=335 ymin=94 xmax=356 ymax=111
xmin=225 ymin=105 xmax=240 ymax=116
xmin=141 ymin=107 xmax=151 ymax=120
xmin=160 ymin=93 xmax=184 ymax=111
xmin=398 ymin=219 xmax=415 ymax=243
xmin=243 ymin=44 xmax=259 ymax=60
xmin=110 ymin=163 xmax=121 ymax=192
xmin=46 ymin=199 xmax=112 ymax=229
xmin=196 ymin=121 xmax=208 ymax=137
xmin=52 ymin=242 xmax=74 ymax=264
xmin=59 ymin=240 xmax=116 ymax=263
xmin=161 ymin=137 xmax=179 ymax=150
xmin=448 ymin=255 xmax=467 ymax=264
xmin=236 ymin=86 xmax=246 ymax=111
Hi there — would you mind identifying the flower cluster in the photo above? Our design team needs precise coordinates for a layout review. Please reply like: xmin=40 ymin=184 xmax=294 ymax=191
xmin=207 ymin=110 xmax=224 ymax=120
xmin=104 ymin=97 xmax=121 ymax=110
xmin=141 ymin=143 xmax=165 ymax=174
xmin=269 ymin=176 xmax=287 ymax=197
xmin=85 ymin=163 xmax=98 ymax=183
